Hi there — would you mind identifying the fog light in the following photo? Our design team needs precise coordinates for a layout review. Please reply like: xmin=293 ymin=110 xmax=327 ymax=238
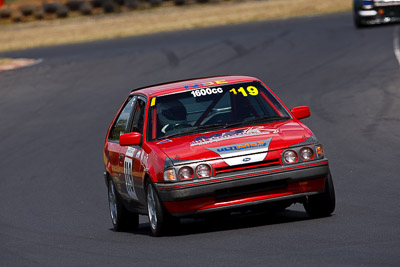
xmin=300 ymin=147 xmax=314 ymax=161
xmin=178 ymin=166 xmax=194 ymax=180
xmin=283 ymin=150 xmax=298 ymax=164
xmin=196 ymin=164 xmax=211 ymax=178
xmin=163 ymin=169 xmax=177 ymax=181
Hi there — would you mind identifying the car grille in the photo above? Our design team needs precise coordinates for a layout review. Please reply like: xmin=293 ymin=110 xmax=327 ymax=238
xmin=214 ymin=158 xmax=281 ymax=176
xmin=374 ymin=0 xmax=400 ymax=7
xmin=215 ymin=179 xmax=288 ymax=200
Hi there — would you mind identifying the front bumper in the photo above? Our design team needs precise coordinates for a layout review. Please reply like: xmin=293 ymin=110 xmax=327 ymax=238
xmin=154 ymin=159 xmax=329 ymax=215
xmin=356 ymin=4 xmax=400 ymax=24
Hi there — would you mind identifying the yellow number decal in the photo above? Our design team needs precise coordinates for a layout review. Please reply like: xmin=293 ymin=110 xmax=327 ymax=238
xmin=237 ymin=87 xmax=248 ymax=96
xmin=230 ymin=86 xmax=259 ymax=96
xmin=247 ymin=86 xmax=259 ymax=96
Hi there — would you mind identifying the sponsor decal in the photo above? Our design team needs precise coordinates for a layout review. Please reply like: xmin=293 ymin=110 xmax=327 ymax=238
xmin=140 ymin=149 xmax=149 ymax=171
xmin=184 ymin=80 xmax=228 ymax=89
xmin=207 ymin=138 xmax=271 ymax=157
xmin=156 ymin=139 xmax=172 ymax=144
xmin=191 ymin=87 xmax=223 ymax=97
xmin=126 ymin=147 xmax=136 ymax=157
xmin=206 ymin=138 xmax=272 ymax=166
xmin=191 ymin=126 xmax=276 ymax=146
xmin=124 ymin=147 xmax=138 ymax=200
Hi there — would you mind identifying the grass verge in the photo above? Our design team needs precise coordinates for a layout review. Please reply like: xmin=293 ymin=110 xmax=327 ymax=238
xmin=0 ymin=0 xmax=351 ymax=53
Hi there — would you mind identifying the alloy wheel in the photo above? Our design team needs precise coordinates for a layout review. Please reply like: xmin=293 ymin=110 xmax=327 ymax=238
xmin=108 ymin=180 xmax=118 ymax=225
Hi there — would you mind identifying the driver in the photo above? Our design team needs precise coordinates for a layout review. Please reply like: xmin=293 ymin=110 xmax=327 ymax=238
xmin=158 ymin=100 xmax=189 ymax=135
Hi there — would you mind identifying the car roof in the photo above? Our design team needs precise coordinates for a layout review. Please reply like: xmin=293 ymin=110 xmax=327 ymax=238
xmin=130 ymin=75 xmax=260 ymax=97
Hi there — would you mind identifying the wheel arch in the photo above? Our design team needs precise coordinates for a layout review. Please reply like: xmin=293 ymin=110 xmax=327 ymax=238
xmin=144 ymin=173 xmax=153 ymax=193
xmin=104 ymin=170 xmax=111 ymax=186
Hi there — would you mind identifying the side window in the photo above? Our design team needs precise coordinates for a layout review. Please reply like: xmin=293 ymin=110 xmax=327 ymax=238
xmin=109 ymin=96 xmax=137 ymax=141
xmin=130 ymin=98 xmax=146 ymax=134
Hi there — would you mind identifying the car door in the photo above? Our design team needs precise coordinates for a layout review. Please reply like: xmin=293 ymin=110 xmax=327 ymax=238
xmin=106 ymin=96 xmax=137 ymax=200
xmin=126 ymin=96 xmax=147 ymax=205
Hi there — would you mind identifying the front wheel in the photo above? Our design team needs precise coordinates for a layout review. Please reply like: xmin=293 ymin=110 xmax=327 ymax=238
xmin=147 ymin=182 xmax=177 ymax=236
xmin=303 ymin=172 xmax=336 ymax=218
xmin=108 ymin=179 xmax=139 ymax=232
xmin=354 ymin=13 xmax=365 ymax=28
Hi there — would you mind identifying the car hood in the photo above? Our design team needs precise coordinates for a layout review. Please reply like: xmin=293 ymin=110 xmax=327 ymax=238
xmin=154 ymin=120 xmax=314 ymax=163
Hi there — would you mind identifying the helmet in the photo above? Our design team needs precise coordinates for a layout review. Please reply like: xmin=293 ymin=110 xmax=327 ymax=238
xmin=157 ymin=100 xmax=187 ymax=134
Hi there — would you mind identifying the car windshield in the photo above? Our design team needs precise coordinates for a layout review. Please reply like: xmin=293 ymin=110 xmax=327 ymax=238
xmin=148 ymin=81 xmax=291 ymax=141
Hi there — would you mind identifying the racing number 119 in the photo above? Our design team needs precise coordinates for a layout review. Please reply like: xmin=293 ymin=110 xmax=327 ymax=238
xmin=230 ymin=86 xmax=259 ymax=96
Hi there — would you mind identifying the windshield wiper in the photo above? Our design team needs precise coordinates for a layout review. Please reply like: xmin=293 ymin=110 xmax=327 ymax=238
xmin=162 ymin=123 xmax=226 ymax=139
xmin=223 ymin=116 xmax=291 ymax=129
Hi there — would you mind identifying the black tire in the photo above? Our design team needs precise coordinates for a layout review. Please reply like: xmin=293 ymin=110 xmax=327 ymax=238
xmin=56 ymin=6 xmax=69 ymax=18
xmin=103 ymin=1 xmax=116 ymax=13
xmin=149 ymin=0 xmax=162 ymax=7
xmin=146 ymin=181 xmax=176 ymax=236
xmin=125 ymin=0 xmax=139 ymax=9
xmin=0 ymin=8 xmax=12 ymax=19
xmin=354 ymin=13 xmax=365 ymax=28
xmin=20 ymin=5 xmax=36 ymax=16
xmin=91 ymin=0 xmax=104 ymax=8
xmin=303 ymin=171 xmax=336 ymax=218
xmin=174 ymin=0 xmax=186 ymax=5
xmin=65 ymin=1 xmax=84 ymax=11
xmin=80 ymin=2 xmax=93 ymax=15
xmin=114 ymin=0 xmax=125 ymax=6
xmin=108 ymin=179 xmax=139 ymax=232
xmin=43 ymin=3 xmax=62 ymax=14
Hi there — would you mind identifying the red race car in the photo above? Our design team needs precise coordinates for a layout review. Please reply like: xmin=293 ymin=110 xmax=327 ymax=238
xmin=103 ymin=75 xmax=335 ymax=236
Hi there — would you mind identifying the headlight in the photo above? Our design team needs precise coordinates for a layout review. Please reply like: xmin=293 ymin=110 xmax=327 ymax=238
xmin=300 ymin=147 xmax=314 ymax=161
xmin=283 ymin=150 xmax=298 ymax=164
xmin=163 ymin=169 xmax=177 ymax=181
xmin=196 ymin=164 xmax=211 ymax=178
xmin=178 ymin=166 xmax=194 ymax=180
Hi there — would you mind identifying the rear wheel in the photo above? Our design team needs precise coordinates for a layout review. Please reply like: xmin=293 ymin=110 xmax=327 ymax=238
xmin=303 ymin=172 xmax=336 ymax=218
xmin=108 ymin=179 xmax=139 ymax=232
xmin=147 ymin=182 xmax=177 ymax=236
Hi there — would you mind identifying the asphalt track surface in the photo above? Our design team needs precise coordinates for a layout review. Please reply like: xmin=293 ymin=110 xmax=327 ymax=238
xmin=1 ymin=12 xmax=400 ymax=266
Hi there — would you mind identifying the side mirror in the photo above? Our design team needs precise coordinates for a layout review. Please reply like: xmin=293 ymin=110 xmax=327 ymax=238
xmin=119 ymin=132 xmax=141 ymax=146
xmin=291 ymin=106 xmax=310 ymax=120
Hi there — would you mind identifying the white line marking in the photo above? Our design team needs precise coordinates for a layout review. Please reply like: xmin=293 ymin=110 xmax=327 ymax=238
xmin=393 ymin=26 xmax=400 ymax=67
